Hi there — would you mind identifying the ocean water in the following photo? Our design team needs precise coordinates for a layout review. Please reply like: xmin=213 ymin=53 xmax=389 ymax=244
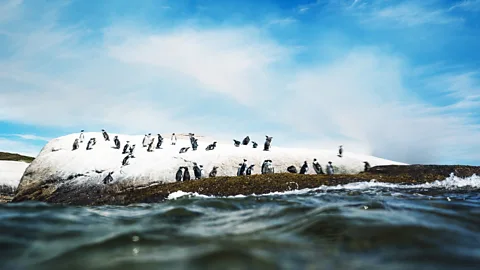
xmin=1 ymin=176 xmax=479 ymax=270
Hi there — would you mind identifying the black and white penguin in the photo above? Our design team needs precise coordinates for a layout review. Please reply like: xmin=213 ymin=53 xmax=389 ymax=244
xmin=287 ymin=165 xmax=297 ymax=173
xmin=103 ymin=171 xmax=114 ymax=184
xmin=142 ymin=134 xmax=148 ymax=147
xmin=156 ymin=134 xmax=164 ymax=149
xmin=183 ymin=167 xmax=191 ymax=181
xmin=246 ymin=164 xmax=255 ymax=175
xmin=175 ymin=167 xmax=183 ymax=182
xmin=91 ymin=138 xmax=97 ymax=146
xmin=79 ymin=130 xmax=85 ymax=143
xmin=113 ymin=136 xmax=121 ymax=149
xmin=338 ymin=145 xmax=343 ymax=158
xmin=200 ymin=165 xmax=205 ymax=179
xmin=252 ymin=141 xmax=258 ymax=149
xmin=326 ymin=161 xmax=334 ymax=175
xmin=193 ymin=163 xmax=202 ymax=180
xmin=206 ymin=142 xmax=217 ymax=151
xmin=238 ymin=159 xmax=247 ymax=176
xmin=122 ymin=141 xmax=130 ymax=154
xmin=313 ymin=159 xmax=324 ymax=174
xmin=171 ymin=133 xmax=177 ymax=145
xmin=299 ymin=161 xmax=309 ymax=174
xmin=72 ymin=138 xmax=79 ymax=151
xmin=364 ymin=161 xmax=371 ymax=172
xmin=129 ymin=144 xmax=136 ymax=158
xmin=86 ymin=138 xmax=94 ymax=150
xmin=102 ymin=129 xmax=110 ymax=141
xmin=233 ymin=139 xmax=241 ymax=147
xmin=242 ymin=136 xmax=250 ymax=145
xmin=179 ymin=147 xmax=190 ymax=154
xmin=122 ymin=154 xmax=132 ymax=166
xmin=209 ymin=166 xmax=218 ymax=178
xmin=189 ymin=134 xmax=195 ymax=145
xmin=261 ymin=159 xmax=274 ymax=174
xmin=264 ymin=136 xmax=273 ymax=151
xmin=147 ymin=139 xmax=155 ymax=152
xmin=261 ymin=160 xmax=268 ymax=174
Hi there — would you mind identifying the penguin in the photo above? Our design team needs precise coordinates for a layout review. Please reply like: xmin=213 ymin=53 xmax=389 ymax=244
xmin=206 ymin=142 xmax=217 ymax=151
xmin=209 ymin=166 xmax=218 ymax=178
xmin=102 ymin=129 xmax=110 ymax=141
xmin=103 ymin=171 xmax=114 ymax=184
xmin=122 ymin=141 xmax=130 ymax=154
xmin=364 ymin=161 xmax=371 ymax=172
xmin=175 ymin=167 xmax=183 ymax=182
xmin=122 ymin=154 xmax=132 ymax=166
xmin=113 ymin=136 xmax=121 ymax=149
xmin=233 ymin=139 xmax=241 ymax=147
xmin=147 ymin=139 xmax=155 ymax=152
xmin=79 ymin=130 xmax=85 ymax=143
xmin=252 ymin=141 xmax=258 ymax=149
xmin=266 ymin=160 xmax=274 ymax=174
xmin=72 ymin=138 xmax=79 ymax=151
xmin=171 ymin=133 xmax=177 ymax=145
xmin=242 ymin=136 xmax=250 ymax=145
xmin=142 ymin=134 xmax=148 ymax=147
xmin=129 ymin=144 xmax=136 ymax=158
xmin=338 ymin=145 xmax=343 ymax=158
xmin=183 ymin=167 xmax=191 ymax=181
xmin=238 ymin=159 xmax=247 ymax=176
xmin=86 ymin=138 xmax=93 ymax=150
xmin=199 ymin=165 xmax=205 ymax=179
xmin=91 ymin=138 xmax=97 ymax=146
xmin=179 ymin=147 xmax=190 ymax=154
xmin=299 ymin=161 xmax=309 ymax=174
xmin=261 ymin=160 xmax=268 ymax=174
xmin=246 ymin=164 xmax=255 ymax=175
xmin=189 ymin=134 xmax=196 ymax=145
xmin=156 ymin=134 xmax=164 ymax=149
xmin=264 ymin=136 xmax=273 ymax=151
xmin=193 ymin=163 xmax=202 ymax=180
xmin=313 ymin=158 xmax=324 ymax=174
xmin=287 ymin=165 xmax=297 ymax=173
xmin=326 ymin=161 xmax=334 ymax=175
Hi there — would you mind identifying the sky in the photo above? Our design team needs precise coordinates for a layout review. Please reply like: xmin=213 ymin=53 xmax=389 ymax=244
xmin=0 ymin=0 xmax=480 ymax=165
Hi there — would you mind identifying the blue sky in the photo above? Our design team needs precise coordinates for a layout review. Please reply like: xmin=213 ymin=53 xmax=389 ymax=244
xmin=1 ymin=0 xmax=480 ymax=164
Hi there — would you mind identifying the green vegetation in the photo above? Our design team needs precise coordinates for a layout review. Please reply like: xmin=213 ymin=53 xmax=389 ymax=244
xmin=0 ymin=152 xmax=35 ymax=163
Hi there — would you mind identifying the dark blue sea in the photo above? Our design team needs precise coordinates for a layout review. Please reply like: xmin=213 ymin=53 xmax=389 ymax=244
xmin=1 ymin=175 xmax=479 ymax=270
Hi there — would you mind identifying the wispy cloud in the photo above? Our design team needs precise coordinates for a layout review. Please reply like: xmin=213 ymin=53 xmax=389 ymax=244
xmin=13 ymin=134 xmax=51 ymax=141
xmin=0 ymin=137 xmax=41 ymax=157
xmin=449 ymin=0 xmax=480 ymax=12
xmin=267 ymin=17 xmax=297 ymax=26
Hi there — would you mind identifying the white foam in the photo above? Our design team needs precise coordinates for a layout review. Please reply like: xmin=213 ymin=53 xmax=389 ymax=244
xmin=19 ymin=132 xmax=404 ymax=189
xmin=0 ymin=160 xmax=30 ymax=188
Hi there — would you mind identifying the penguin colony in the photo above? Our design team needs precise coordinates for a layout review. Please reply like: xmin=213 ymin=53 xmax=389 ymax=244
xmin=73 ymin=130 xmax=370 ymax=184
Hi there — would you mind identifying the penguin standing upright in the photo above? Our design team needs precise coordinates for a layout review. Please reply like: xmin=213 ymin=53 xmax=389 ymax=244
xmin=142 ymin=134 xmax=148 ymax=147
xmin=326 ymin=161 xmax=334 ymax=175
xmin=199 ymin=165 xmax=205 ymax=179
xmin=209 ymin=166 xmax=218 ymax=178
xmin=338 ymin=145 xmax=343 ymax=158
xmin=122 ymin=154 xmax=131 ymax=166
xmin=238 ymin=159 xmax=247 ymax=176
xmin=103 ymin=171 xmax=114 ymax=184
xmin=242 ymin=136 xmax=250 ymax=145
xmin=86 ymin=138 xmax=94 ymax=150
xmin=313 ymin=159 xmax=324 ymax=174
xmin=72 ymin=138 xmax=79 ymax=151
xmin=113 ymin=136 xmax=121 ymax=149
xmin=246 ymin=164 xmax=255 ymax=175
xmin=264 ymin=136 xmax=273 ymax=151
xmin=193 ymin=163 xmax=202 ymax=180
xmin=364 ymin=161 xmax=371 ymax=172
xmin=156 ymin=134 xmax=164 ymax=149
xmin=171 ymin=133 xmax=177 ymax=145
xmin=252 ymin=142 xmax=258 ymax=149
xmin=79 ymin=130 xmax=85 ymax=143
xmin=102 ymin=129 xmax=110 ymax=141
xmin=183 ymin=167 xmax=191 ymax=181
xmin=192 ymin=138 xmax=198 ymax=151
xmin=299 ymin=161 xmax=309 ymax=174
xmin=129 ymin=144 xmax=136 ymax=158
xmin=233 ymin=140 xmax=241 ymax=147
xmin=175 ymin=167 xmax=183 ymax=182
xmin=122 ymin=141 xmax=130 ymax=154
xmin=147 ymin=139 xmax=155 ymax=152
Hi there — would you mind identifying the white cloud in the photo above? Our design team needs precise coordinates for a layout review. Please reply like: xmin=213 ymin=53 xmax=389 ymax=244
xmin=449 ymin=0 xmax=480 ymax=12
xmin=268 ymin=17 xmax=297 ymax=25
xmin=0 ymin=137 xmax=41 ymax=157
xmin=371 ymin=3 xmax=462 ymax=26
